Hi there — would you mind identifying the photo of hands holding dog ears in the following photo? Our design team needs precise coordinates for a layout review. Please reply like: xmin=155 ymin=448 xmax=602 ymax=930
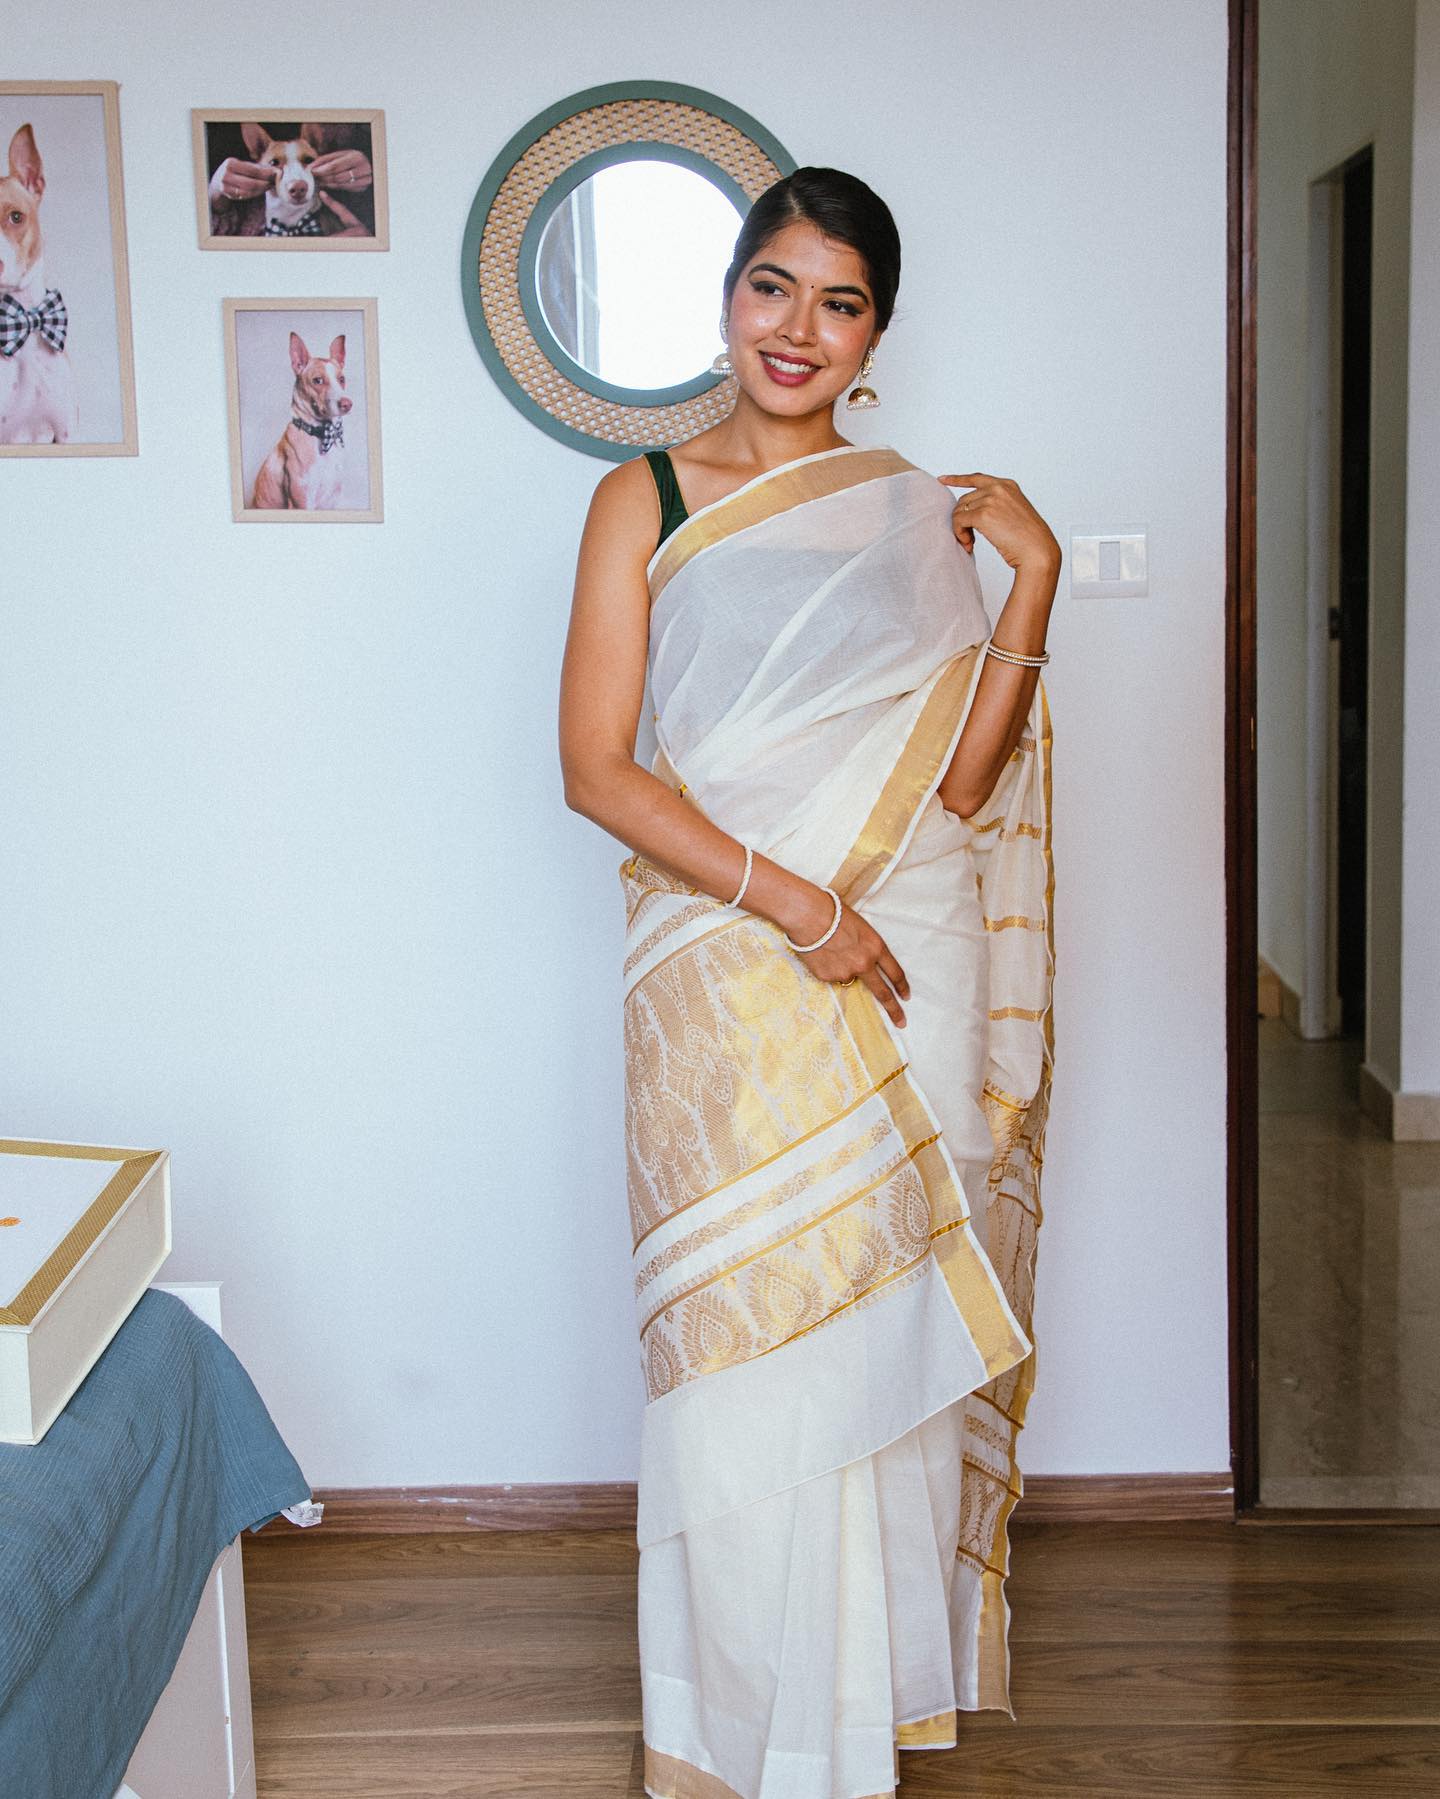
xmin=194 ymin=111 xmax=388 ymax=247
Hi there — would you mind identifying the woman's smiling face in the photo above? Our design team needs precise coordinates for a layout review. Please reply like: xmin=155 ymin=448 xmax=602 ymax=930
xmin=724 ymin=218 xmax=881 ymax=416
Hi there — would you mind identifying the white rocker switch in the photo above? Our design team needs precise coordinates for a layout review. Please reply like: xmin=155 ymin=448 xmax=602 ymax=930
xmin=1070 ymin=530 xmax=1148 ymax=598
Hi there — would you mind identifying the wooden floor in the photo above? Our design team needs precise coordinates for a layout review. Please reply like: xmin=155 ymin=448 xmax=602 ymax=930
xmin=241 ymin=1518 xmax=1440 ymax=1796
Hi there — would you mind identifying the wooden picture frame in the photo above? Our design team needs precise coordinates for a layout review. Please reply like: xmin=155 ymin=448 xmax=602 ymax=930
xmin=222 ymin=296 xmax=383 ymax=523
xmin=0 ymin=79 xmax=138 ymax=455
xmin=193 ymin=109 xmax=389 ymax=250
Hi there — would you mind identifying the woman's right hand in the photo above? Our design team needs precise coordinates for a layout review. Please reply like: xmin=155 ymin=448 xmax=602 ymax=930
xmin=780 ymin=885 xmax=909 ymax=1027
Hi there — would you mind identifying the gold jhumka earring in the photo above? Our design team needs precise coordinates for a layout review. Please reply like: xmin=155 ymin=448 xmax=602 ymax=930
xmin=710 ymin=317 xmax=734 ymax=377
xmin=846 ymin=346 xmax=879 ymax=410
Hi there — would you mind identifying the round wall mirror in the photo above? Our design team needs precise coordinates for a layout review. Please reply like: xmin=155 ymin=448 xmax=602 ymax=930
xmin=461 ymin=82 xmax=796 ymax=460
xmin=533 ymin=160 xmax=745 ymax=391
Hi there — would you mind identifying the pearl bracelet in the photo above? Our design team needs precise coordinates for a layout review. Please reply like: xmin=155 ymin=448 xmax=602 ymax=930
xmin=984 ymin=637 xmax=1050 ymax=667
xmin=728 ymin=842 xmax=754 ymax=908
xmin=785 ymin=885 xmax=843 ymax=953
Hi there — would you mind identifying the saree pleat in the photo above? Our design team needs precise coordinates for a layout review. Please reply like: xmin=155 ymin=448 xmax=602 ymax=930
xmin=623 ymin=444 xmax=1054 ymax=1798
xmin=641 ymin=1405 xmax=970 ymax=1799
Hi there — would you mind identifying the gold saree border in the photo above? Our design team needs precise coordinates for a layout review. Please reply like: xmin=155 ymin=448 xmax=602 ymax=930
xmin=827 ymin=645 xmax=983 ymax=902
xmin=648 ymin=445 xmax=912 ymax=605
xmin=971 ymin=678 xmax=1055 ymax=1719
xmin=837 ymin=978 xmax=1029 ymax=1381
xmin=0 ymin=1140 xmax=163 ymax=1326
xmin=635 ymin=1118 xmax=928 ymax=1338
xmin=645 ymin=1739 xmax=902 ymax=1799
xmin=632 ymin=1065 xmax=904 ymax=1263
xmin=644 ymin=1711 xmax=970 ymax=1797
xmin=896 ymin=1705 xmax=959 ymax=1747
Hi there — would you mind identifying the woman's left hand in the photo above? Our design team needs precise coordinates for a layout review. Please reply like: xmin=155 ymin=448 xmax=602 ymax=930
xmin=318 ymin=190 xmax=368 ymax=233
xmin=938 ymin=472 xmax=1061 ymax=572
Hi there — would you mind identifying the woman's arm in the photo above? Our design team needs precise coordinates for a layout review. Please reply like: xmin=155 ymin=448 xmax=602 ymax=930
xmin=558 ymin=458 xmax=913 ymax=1026
xmin=933 ymin=473 xmax=1061 ymax=819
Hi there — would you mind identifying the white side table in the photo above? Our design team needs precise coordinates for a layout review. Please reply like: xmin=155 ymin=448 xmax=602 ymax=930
xmin=113 ymin=1282 xmax=317 ymax=1799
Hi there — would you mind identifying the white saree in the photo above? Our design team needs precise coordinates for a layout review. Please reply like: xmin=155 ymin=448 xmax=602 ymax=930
xmin=620 ymin=444 xmax=1055 ymax=1799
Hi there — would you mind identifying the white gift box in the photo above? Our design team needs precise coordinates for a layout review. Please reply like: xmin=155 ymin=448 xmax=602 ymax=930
xmin=0 ymin=1137 xmax=172 ymax=1445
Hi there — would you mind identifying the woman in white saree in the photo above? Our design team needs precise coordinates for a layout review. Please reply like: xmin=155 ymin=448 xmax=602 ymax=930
xmin=560 ymin=168 xmax=1060 ymax=1799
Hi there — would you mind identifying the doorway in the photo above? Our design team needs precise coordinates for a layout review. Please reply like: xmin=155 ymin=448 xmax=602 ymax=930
xmin=1331 ymin=150 xmax=1371 ymax=1047
xmin=1293 ymin=146 xmax=1373 ymax=1048
xmin=1229 ymin=0 xmax=1436 ymax=1518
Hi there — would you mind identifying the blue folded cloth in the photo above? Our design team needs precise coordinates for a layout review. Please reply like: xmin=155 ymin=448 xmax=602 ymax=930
xmin=0 ymin=1287 xmax=312 ymax=1799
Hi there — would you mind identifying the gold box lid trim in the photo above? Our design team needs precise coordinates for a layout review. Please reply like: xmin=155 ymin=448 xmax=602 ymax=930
xmin=0 ymin=1140 xmax=165 ymax=1328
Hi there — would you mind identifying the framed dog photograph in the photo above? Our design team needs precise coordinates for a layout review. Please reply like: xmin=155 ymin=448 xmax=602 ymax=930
xmin=194 ymin=110 xmax=388 ymax=249
xmin=223 ymin=297 xmax=383 ymax=522
xmin=0 ymin=80 xmax=138 ymax=455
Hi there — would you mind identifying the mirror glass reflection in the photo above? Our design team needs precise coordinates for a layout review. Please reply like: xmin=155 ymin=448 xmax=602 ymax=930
xmin=536 ymin=159 xmax=744 ymax=390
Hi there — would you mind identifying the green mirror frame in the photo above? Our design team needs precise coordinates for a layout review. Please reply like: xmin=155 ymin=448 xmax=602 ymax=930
xmin=461 ymin=81 xmax=796 ymax=460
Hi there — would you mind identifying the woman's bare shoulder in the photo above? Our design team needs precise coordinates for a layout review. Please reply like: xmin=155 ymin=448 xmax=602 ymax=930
xmin=584 ymin=453 xmax=661 ymax=543
xmin=571 ymin=457 xmax=665 ymax=596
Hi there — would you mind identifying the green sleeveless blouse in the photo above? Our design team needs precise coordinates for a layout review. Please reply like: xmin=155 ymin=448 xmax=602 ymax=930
xmin=644 ymin=448 xmax=690 ymax=551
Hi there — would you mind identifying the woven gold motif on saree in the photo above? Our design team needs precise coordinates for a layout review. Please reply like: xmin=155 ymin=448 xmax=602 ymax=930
xmin=622 ymin=866 xmax=1027 ymax=1401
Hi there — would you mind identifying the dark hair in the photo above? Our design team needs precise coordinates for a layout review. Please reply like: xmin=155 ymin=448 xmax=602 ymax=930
xmin=721 ymin=166 xmax=902 ymax=333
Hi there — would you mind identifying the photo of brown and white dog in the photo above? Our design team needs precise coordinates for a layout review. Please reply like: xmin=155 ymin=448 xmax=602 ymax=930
xmin=250 ymin=329 xmax=353 ymax=510
xmin=225 ymin=296 xmax=380 ymax=520
xmin=0 ymin=121 xmax=79 ymax=444
xmin=203 ymin=118 xmax=376 ymax=241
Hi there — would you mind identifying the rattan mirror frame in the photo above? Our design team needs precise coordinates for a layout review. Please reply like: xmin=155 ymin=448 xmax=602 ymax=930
xmin=461 ymin=81 xmax=796 ymax=460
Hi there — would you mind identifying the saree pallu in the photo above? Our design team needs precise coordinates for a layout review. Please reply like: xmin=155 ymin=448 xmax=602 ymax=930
xmin=620 ymin=445 xmax=1054 ymax=1799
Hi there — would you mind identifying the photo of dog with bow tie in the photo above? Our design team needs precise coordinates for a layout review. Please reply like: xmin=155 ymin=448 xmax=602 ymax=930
xmin=251 ymin=329 xmax=353 ymax=510
xmin=0 ymin=83 xmax=138 ymax=455
xmin=224 ymin=297 xmax=382 ymax=521
xmin=0 ymin=121 xmax=79 ymax=444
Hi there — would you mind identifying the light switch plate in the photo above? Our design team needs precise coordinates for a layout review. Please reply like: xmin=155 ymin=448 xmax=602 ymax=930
xmin=1070 ymin=530 xmax=1148 ymax=597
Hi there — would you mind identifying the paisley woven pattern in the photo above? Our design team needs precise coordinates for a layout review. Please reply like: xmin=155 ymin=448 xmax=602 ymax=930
xmin=476 ymin=99 xmax=784 ymax=445
xmin=620 ymin=874 xmax=973 ymax=1402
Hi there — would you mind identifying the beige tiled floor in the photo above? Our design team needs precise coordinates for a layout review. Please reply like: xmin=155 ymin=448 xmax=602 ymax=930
xmin=1258 ymin=1016 xmax=1440 ymax=1506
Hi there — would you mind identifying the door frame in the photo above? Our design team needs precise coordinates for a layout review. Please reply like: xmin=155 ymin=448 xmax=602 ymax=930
xmin=1225 ymin=0 xmax=1261 ymax=1514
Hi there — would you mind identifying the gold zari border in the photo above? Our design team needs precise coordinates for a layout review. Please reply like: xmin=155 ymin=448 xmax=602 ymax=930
xmin=645 ymin=1741 xmax=901 ymax=1799
xmin=838 ymin=983 xmax=1029 ymax=1380
xmin=967 ymin=682 xmax=1054 ymax=1717
xmin=827 ymin=646 xmax=982 ymax=902
xmin=648 ymin=446 xmax=910 ymax=604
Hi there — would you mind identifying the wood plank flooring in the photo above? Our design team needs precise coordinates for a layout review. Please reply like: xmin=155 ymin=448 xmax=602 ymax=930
xmin=241 ymin=1519 xmax=1440 ymax=1796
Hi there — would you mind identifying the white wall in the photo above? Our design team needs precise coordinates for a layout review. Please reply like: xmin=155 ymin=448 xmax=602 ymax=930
xmin=1 ymin=0 xmax=1231 ymax=1484
xmin=1256 ymin=0 xmax=1416 ymax=1085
